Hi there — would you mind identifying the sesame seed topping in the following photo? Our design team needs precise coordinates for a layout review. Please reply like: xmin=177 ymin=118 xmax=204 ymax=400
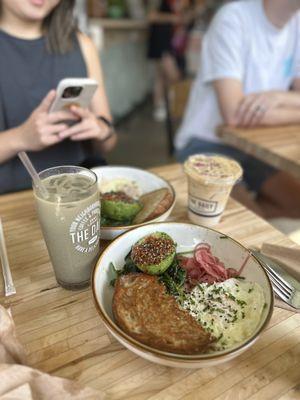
xmin=131 ymin=235 xmax=174 ymax=266
xmin=102 ymin=191 xmax=136 ymax=203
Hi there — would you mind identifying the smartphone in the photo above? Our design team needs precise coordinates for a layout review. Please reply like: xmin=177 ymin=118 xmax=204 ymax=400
xmin=49 ymin=78 xmax=98 ymax=113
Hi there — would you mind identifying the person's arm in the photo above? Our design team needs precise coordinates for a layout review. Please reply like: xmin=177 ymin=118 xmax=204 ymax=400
xmin=213 ymin=79 xmax=243 ymax=126
xmin=60 ymin=32 xmax=116 ymax=154
xmin=229 ymin=33 xmax=300 ymax=125
xmin=0 ymin=91 xmax=77 ymax=164
xmin=263 ymin=108 xmax=300 ymax=125
xmin=276 ymin=91 xmax=300 ymax=107
xmin=0 ymin=127 xmax=25 ymax=163
xmin=198 ymin=5 xmax=300 ymax=129
xmin=214 ymin=79 xmax=300 ymax=127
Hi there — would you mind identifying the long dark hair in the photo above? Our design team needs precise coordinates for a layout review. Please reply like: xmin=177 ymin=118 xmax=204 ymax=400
xmin=43 ymin=0 xmax=77 ymax=54
xmin=0 ymin=0 xmax=77 ymax=54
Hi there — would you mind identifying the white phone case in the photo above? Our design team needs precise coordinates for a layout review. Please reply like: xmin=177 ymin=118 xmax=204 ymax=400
xmin=49 ymin=78 xmax=98 ymax=113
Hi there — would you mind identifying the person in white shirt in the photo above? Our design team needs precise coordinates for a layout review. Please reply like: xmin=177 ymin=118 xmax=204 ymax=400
xmin=175 ymin=0 xmax=300 ymax=218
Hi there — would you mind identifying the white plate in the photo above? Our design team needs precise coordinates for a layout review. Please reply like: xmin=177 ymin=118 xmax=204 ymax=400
xmin=92 ymin=222 xmax=274 ymax=368
xmin=92 ymin=166 xmax=176 ymax=240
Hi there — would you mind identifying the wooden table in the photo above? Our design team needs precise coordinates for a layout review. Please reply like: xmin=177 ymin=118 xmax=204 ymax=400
xmin=1 ymin=163 xmax=300 ymax=400
xmin=219 ymin=125 xmax=300 ymax=179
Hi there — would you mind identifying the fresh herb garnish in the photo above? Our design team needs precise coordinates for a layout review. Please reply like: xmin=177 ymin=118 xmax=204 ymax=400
xmin=109 ymin=262 xmax=119 ymax=287
xmin=232 ymin=315 xmax=238 ymax=323
xmin=110 ymin=278 xmax=116 ymax=287
xmin=109 ymin=252 xmax=187 ymax=297
xmin=109 ymin=253 xmax=140 ymax=287
xmin=159 ymin=270 xmax=186 ymax=297
xmin=159 ymin=256 xmax=186 ymax=299
xmin=123 ymin=251 xmax=140 ymax=274
xmin=219 ymin=235 xmax=228 ymax=239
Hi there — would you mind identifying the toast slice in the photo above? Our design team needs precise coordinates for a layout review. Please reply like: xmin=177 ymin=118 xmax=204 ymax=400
xmin=113 ymin=274 xmax=213 ymax=354
xmin=132 ymin=188 xmax=173 ymax=224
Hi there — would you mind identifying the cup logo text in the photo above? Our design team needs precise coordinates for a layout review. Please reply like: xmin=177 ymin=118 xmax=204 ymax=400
xmin=69 ymin=201 xmax=100 ymax=253
xmin=189 ymin=195 xmax=218 ymax=216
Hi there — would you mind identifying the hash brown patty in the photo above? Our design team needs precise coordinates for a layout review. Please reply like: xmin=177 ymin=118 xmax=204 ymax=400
xmin=112 ymin=273 xmax=213 ymax=354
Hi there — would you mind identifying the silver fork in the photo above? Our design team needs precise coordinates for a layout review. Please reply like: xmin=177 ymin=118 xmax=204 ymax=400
xmin=0 ymin=218 xmax=16 ymax=296
xmin=251 ymin=250 xmax=299 ymax=309
xmin=263 ymin=262 xmax=295 ymax=304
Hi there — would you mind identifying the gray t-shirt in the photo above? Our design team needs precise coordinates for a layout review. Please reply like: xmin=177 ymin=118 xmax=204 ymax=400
xmin=0 ymin=30 xmax=88 ymax=194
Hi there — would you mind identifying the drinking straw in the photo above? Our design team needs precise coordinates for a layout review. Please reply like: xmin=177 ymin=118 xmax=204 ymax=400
xmin=0 ymin=218 xmax=16 ymax=296
xmin=18 ymin=151 xmax=49 ymax=199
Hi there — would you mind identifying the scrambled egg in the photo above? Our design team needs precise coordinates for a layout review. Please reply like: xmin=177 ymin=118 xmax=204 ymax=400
xmin=180 ymin=278 xmax=266 ymax=351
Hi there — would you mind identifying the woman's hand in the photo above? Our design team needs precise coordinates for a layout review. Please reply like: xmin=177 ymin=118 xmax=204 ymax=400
xmin=58 ymin=105 xmax=111 ymax=142
xmin=17 ymin=90 xmax=78 ymax=151
xmin=235 ymin=91 xmax=283 ymax=127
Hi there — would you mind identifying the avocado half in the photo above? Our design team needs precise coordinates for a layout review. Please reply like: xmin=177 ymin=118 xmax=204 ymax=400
xmin=102 ymin=191 xmax=142 ymax=221
xmin=131 ymin=232 xmax=176 ymax=275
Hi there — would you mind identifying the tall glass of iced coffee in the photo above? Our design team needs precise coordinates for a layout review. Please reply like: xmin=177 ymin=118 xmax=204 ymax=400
xmin=184 ymin=154 xmax=243 ymax=226
xmin=33 ymin=166 xmax=100 ymax=290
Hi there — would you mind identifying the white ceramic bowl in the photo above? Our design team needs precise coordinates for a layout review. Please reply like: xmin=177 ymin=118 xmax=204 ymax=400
xmin=92 ymin=222 xmax=274 ymax=368
xmin=92 ymin=166 xmax=176 ymax=240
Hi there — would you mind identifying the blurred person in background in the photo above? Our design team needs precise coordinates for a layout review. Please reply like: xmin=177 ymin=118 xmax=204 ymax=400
xmin=0 ymin=0 xmax=116 ymax=194
xmin=175 ymin=0 xmax=300 ymax=218
xmin=148 ymin=0 xmax=195 ymax=121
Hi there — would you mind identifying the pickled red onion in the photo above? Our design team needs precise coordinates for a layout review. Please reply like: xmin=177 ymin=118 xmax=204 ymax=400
xmin=178 ymin=243 xmax=249 ymax=286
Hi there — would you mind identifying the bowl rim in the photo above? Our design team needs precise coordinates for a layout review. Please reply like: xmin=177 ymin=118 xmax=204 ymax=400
xmin=92 ymin=221 xmax=274 ymax=361
xmin=92 ymin=165 xmax=176 ymax=231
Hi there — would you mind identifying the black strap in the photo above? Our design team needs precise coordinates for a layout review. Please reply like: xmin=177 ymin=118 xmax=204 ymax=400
xmin=97 ymin=115 xmax=115 ymax=142
xmin=97 ymin=115 xmax=114 ymax=129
